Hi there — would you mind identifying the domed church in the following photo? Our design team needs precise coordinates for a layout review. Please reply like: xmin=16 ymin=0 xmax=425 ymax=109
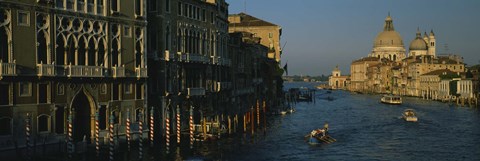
xmin=369 ymin=13 xmax=406 ymax=62
xmin=409 ymin=29 xmax=436 ymax=57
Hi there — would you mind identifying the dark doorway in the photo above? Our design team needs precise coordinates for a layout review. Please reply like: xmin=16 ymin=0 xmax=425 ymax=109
xmin=72 ymin=91 xmax=92 ymax=142
xmin=55 ymin=106 xmax=65 ymax=134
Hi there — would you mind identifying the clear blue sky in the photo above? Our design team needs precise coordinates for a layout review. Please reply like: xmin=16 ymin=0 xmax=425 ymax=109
xmin=226 ymin=0 xmax=480 ymax=76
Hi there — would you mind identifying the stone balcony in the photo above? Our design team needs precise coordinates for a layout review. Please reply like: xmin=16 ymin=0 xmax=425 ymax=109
xmin=65 ymin=64 xmax=104 ymax=77
xmin=187 ymin=88 xmax=206 ymax=96
xmin=164 ymin=50 xmax=179 ymax=62
xmin=135 ymin=66 xmax=147 ymax=78
xmin=111 ymin=65 xmax=125 ymax=78
xmin=0 ymin=60 xmax=16 ymax=79
xmin=36 ymin=62 xmax=55 ymax=77
xmin=216 ymin=82 xmax=232 ymax=92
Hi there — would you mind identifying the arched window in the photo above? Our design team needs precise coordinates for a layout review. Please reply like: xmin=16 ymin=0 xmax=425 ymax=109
xmin=0 ymin=117 xmax=12 ymax=136
xmin=98 ymin=39 xmax=106 ymax=66
xmin=165 ymin=26 xmax=170 ymax=50
xmin=38 ymin=114 xmax=51 ymax=133
xmin=0 ymin=9 xmax=10 ymax=62
xmin=87 ymin=39 xmax=95 ymax=65
xmin=393 ymin=55 xmax=397 ymax=61
xmin=77 ymin=37 xmax=87 ymax=65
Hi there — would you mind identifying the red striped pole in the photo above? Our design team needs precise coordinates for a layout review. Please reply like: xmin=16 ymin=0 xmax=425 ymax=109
xmin=68 ymin=110 xmax=74 ymax=159
xmin=138 ymin=110 xmax=143 ymax=159
xmin=257 ymin=100 xmax=260 ymax=125
xmin=149 ymin=107 xmax=154 ymax=147
xmin=165 ymin=109 xmax=170 ymax=154
xmin=176 ymin=105 xmax=180 ymax=144
xmin=95 ymin=111 xmax=100 ymax=156
xmin=189 ymin=106 xmax=194 ymax=149
xmin=126 ymin=109 xmax=131 ymax=151
xmin=109 ymin=113 xmax=114 ymax=161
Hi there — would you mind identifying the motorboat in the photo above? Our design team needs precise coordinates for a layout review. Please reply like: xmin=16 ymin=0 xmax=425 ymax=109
xmin=381 ymin=95 xmax=402 ymax=105
xmin=402 ymin=109 xmax=418 ymax=122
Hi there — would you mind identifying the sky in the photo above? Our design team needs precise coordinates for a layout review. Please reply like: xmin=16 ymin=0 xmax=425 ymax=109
xmin=226 ymin=0 xmax=480 ymax=76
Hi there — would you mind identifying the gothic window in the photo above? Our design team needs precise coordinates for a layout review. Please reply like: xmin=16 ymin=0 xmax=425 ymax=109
xmin=87 ymin=39 xmax=95 ymax=65
xmin=17 ymin=11 xmax=30 ymax=26
xmin=0 ymin=84 xmax=9 ymax=105
xmin=165 ymin=0 xmax=170 ymax=12
xmin=135 ymin=27 xmax=144 ymax=68
xmin=99 ymin=105 xmax=107 ymax=130
xmin=37 ymin=30 xmax=48 ymax=64
xmin=100 ymin=83 xmax=107 ymax=94
xmin=136 ymin=83 xmax=143 ymax=99
xmin=111 ymin=39 xmax=119 ymax=66
xmin=77 ymin=0 xmax=85 ymax=12
xmin=37 ymin=115 xmax=51 ymax=133
xmin=19 ymin=82 xmax=32 ymax=97
xmin=56 ymin=0 xmax=65 ymax=9
xmin=56 ymin=36 xmax=65 ymax=65
xmin=393 ymin=55 xmax=397 ymax=61
xmin=135 ymin=0 xmax=143 ymax=16
xmin=0 ymin=9 xmax=8 ymax=62
xmin=165 ymin=26 xmax=170 ymax=50
xmin=38 ymin=83 xmax=48 ymax=104
xmin=77 ymin=38 xmax=86 ymax=65
xmin=87 ymin=0 xmax=94 ymax=13
xmin=177 ymin=2 xmax=182 ymax=15
xmin=55 ymin=106 xmax=65 ymax=134
xmin=112 ymin=83 xmax=119 ymax=100
xmin=66 ymin=37 xmax=75 ymax=65
xmin=202 ymin=9 xmax=206 ymax=22
xmin=67 ymin=0 xmax=74 ymax=10
xmin=98 ymin=39 xmax=106 ymax=66
xmin=0 ymin=117 xmax=12 ymax=136
xmin=111 ymin=0 xmax=119 ymax=12
xmin=149 ymin=0 xmax=157 ymax=12
xmin=96 ymin=0 xmax=105 ymax=15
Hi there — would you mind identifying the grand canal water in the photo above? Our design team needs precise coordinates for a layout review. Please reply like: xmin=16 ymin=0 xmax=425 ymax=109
xmin=28 ymin=82 xmax=480 ymax=161
xmin=198 ymin=82 xmax=480 ymax=161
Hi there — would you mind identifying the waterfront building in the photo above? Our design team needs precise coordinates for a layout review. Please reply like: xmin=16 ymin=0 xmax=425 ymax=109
xmin=328 ymin=65 xmax=348 ymax=90
xmin=147 ymin=0 xmax=231 ymax=138
xmin=349 ymin=14 xmax=467 ymax=99
xmin=0 ymin=0 xmax=147 ymax=149
xmin=228 ymin=13 xmax=282 ymax=63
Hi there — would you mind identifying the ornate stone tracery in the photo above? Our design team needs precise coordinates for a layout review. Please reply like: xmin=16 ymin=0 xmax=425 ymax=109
xmin=0 ymin=9 xmax=12 ymax=63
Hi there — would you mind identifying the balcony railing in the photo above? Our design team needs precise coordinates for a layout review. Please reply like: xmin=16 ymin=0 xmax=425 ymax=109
xmin=66 ymin=64 xmax=104 ymax=77
xmin=111 ymin=65 xmax=125 ymax=78
xmin=0 ymin=60 xmax=16 ymax=78
xmin=187 ymin=88 xmax=206 ymax=96
xmin=36 ymin=62 xmax=55 ymax=77
xmin=180 ymin=53 xmax=209 ymax=63
xmin=135 ymin=66 xmax=147 ymax=78
xmin=165 ymin=50 xmax=178 ymax=61
xmin=210 ymin=56 xmax=219 ymax=64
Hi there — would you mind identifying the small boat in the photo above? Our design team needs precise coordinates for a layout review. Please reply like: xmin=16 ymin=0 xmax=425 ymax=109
xmin=381 ymin=95 xmax=402 ymax=105
xmin=402 ymin=109 xmax=418 ymax=122
xmin=304 ymin=128 xmax=336 ymax=144
xmin=280 ymin=111 xmax=287 ymax=115
xmin=288 ymin=107 xmax=295 ymax=113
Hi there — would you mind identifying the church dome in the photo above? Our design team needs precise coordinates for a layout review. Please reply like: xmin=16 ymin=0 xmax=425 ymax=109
xmin=373 ymin=14 xmax=404 ymax=48
xmin=374 ymin=31 xmax=404 ymax=47
xmin=409 ymin=30 xmax=428 ymax=50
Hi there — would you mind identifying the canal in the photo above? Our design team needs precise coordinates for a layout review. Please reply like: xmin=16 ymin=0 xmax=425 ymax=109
xmin=30 ymin=82 xmax=480 ymax=161
xmin=197 ymin=82 xmax=480 ymax=161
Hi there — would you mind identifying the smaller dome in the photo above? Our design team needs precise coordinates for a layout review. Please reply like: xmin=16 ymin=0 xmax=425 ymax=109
xmin=409 ymin=38 xmax=427 ymax=50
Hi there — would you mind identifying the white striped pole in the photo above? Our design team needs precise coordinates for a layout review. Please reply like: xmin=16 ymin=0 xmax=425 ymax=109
xmin=68 ymin=110 xmax=74 ymax=159
xmin=176 ymin=105 xmax=181 ymax=144
xmin=95 ymin=111 xmax=100 ymax=156
xmin=25 ymin=113 xmax=31 ymax=161
xmin=138 ymin=110 xmax=143 ymax=159
xmin=189 ymin=106 xmax=194 ymax=149
xmin=109 ymin=113 xmax=114 ymax=161
xmin=149 ymin=107 xmax=154 ymax=147
xmin=165 ymin=109 xmax=170 ymax=154
xmin=126 ymin=109 xmax=131 ymax=151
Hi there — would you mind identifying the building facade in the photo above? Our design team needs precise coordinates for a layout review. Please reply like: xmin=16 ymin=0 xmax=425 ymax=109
xmin=328 ymin=65 xmax=348 ymax=90
xmin=0 ymin=0 xmax=147 ymax=149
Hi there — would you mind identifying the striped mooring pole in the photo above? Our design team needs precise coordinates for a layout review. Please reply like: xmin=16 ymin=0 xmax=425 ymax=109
xmin=149 ymin=107 xmax=154 ymax=147
xmin=257 ymin=100 xmax=260 ymax=125
xmin=68 ymin=110 xmax=74 ymax=159
xmin=95 ymin=111 xmax=100 ymax=156
xmin=176 ymin=105 xmax=181 ymax=144
xmin=109 ymin=113 xmax=114 ymax=161
xmin=138 ymin=110 xmax=143 ymax=160
xmin=165 ymin=108 xmax=170 ymax=154
xmin=25 ymin=113 xmax=31 ymax=161
xmin=126 ymin=109 xmax=131 ymax=151
xmin=189 ymin=106 xmax=194 ymax=149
